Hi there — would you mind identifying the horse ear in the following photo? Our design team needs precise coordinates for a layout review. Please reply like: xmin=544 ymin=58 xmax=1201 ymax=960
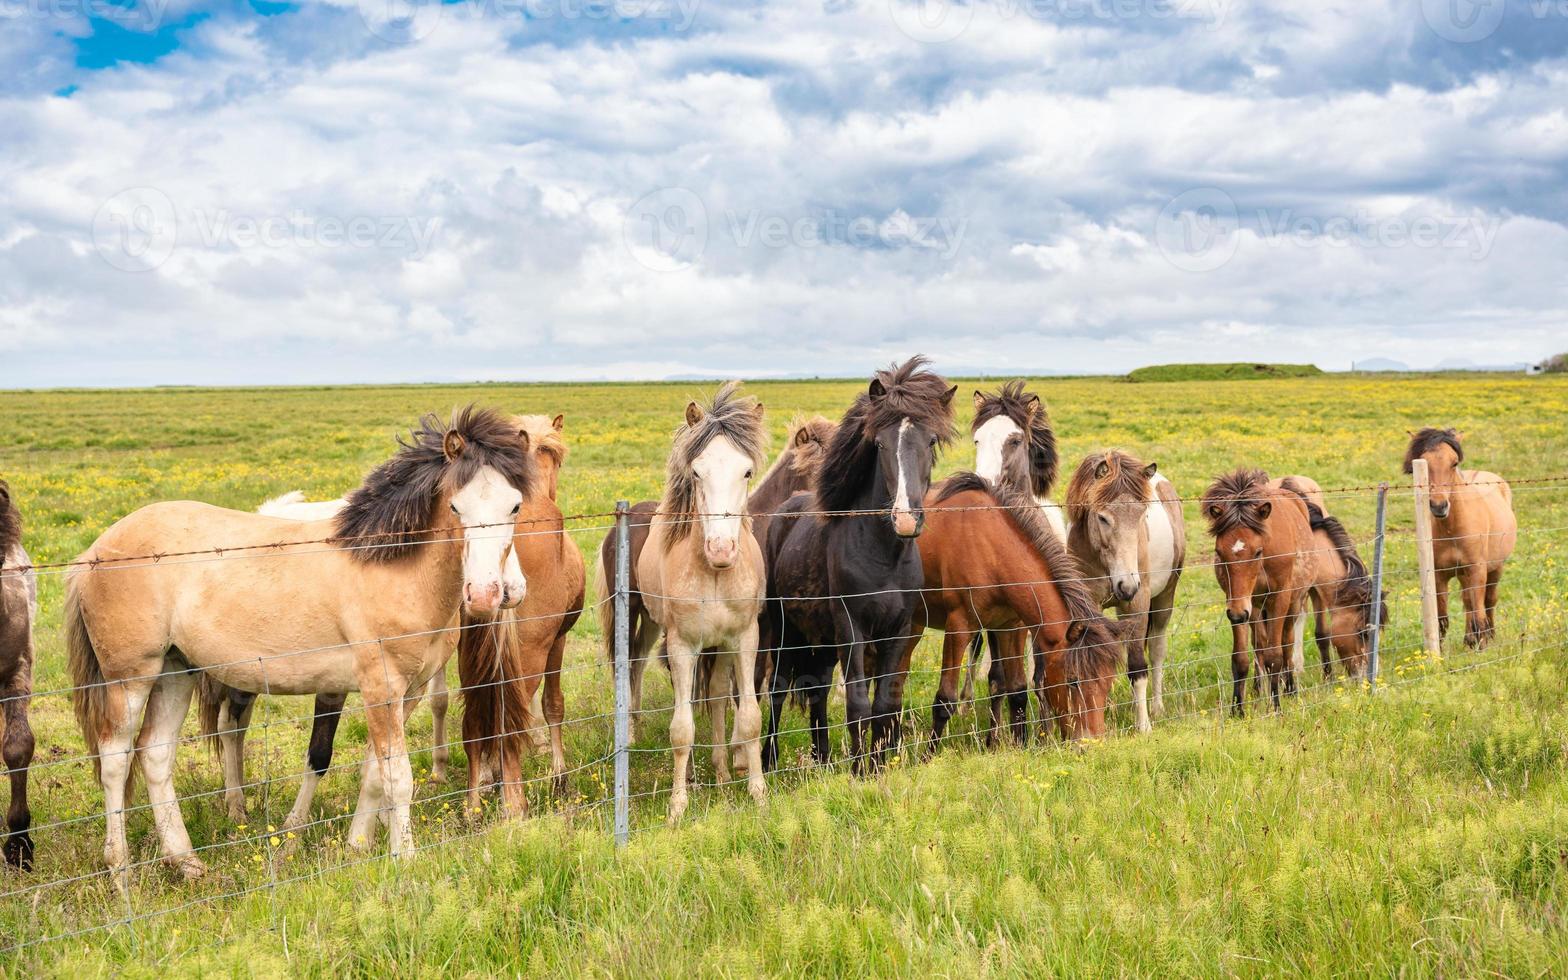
xmin=752 ymin=401 xmax=766 ymax=419
xmin=1094 ymin=460 xmax=1110 ymax=479
xmin=517 ymin=429 xmax=531 ymax=453
xmin=941 ymin=384 xmax=958 ymax=407
xmin=1067 ymin=620 xmax=1086 ymax=643
xmin=685 ymin=401 xmax=704 ymax=427
xmin=1255 ymin=500 xmax=1272 ymax=520
xmin=793 ymin=425 xmax=815 ymax=448
xmin=972 ymin=389 xmax=986 ymax=410
xmin=552 ymin=414 xmax=564 ymax=431
xmin=442 ymin=430 xmax=466 ymax=462
xmin=1143 ymin=462 xmax=1158 ymax=478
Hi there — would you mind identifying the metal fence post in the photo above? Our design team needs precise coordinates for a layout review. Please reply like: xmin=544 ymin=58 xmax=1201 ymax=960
xmin=612 ymin=500 xmax=631 ymax=848
xmin=1411 ymin=458 xmax=1442 ymax=654
xmin=1367 ymin=482 xmax=1388 ymax=689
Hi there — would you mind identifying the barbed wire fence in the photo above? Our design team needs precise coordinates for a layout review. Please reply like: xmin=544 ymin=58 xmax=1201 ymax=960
xmin=0 ymin=471 xmax=1564 ymax=957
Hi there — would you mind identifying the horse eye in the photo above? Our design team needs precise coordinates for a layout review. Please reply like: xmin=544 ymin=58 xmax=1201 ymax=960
xmin=744 ymin=469 xmax=753 ymax=480
xmin=510 ymin=504 xmax=520 ymax=516
xmin=449 ymin=503 xmax=459 ymax=515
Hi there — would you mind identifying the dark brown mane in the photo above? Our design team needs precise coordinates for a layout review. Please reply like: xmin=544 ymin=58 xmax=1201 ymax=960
xmin=1295 ymin=494 xmax=1381 ymax=635
xmin=659 ymin=381 xmax=768 ymax=547
xmin=0 ymin=479 xmax=19 ymax=557
xmin=972 ymin=380 xmax=1059 ymax=497
xmin=1064 ymin=450 xmax=1152 ymax=524
xmin=1201 ymin=468 xmax=1272 ymax=536
xmin=1403 ymin=427 xmax=1463 ymax=473
xmin=333 ymin=406 xmax=536 ymax=563
xmin=814 ymin=356 xmax=956 ymax=515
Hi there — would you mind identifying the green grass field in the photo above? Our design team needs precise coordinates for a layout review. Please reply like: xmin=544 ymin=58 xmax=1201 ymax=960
xmin=2 ymin=372 xmax=1567 ymax=975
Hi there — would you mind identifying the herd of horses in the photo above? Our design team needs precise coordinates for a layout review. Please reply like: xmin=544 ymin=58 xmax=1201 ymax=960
xmin=0 ymin=358 xmax=1520 ymax=886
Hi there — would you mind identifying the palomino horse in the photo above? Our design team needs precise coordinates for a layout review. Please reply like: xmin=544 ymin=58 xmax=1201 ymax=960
xmin=1403 ymin=428 xmax=1516 ymax=648
xmin=636 ymin=382 xmax=769 ymax=822
xmin=905 ymin=473 xmax=1122 ymax=747
xmin=1 ymin=480 xmax=37 ymax=870
xmin=1064 ymin=451 xmax=1185 ymax=733
xmin=763 ymin=357 xmax=957 ymax=772
xmin=597 ymin=414 xmax=835 ymax=742
xmin=1202 ymin=468 xmax=1314 ymax=715
xmin=1274 ymin=477 xmax=1387 ymax=681
xmin=962 ymin=381 xmax=1064 ymax=708
xmin=67 ymin=407 xmax=532 ymax=881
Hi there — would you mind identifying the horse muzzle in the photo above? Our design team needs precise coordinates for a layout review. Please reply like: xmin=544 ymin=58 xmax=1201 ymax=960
xmin=1429 ymin=500 xmax=1451 ymax=520
xmin=1225 ymin=608 xmax=1250 ymax=626
xmin=464 ymin=582 xmax=504 ymax=617
xmin=1112 ymin=577 xmax=1141 ymax=603
xmin=704 ymin=536 xmax=739 ymax=569
xmin=891 ymin=508 xmax=923 ymax=538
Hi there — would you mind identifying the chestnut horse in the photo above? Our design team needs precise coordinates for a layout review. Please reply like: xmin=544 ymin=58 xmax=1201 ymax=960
xmin=1 ymin=480 xmax=37 ymax=870
xmin=1403 ymin=428 xmax=1516 ymax=648
xmin=907 ymin=473 xmax=1122 ymax=746
xmin=1065 ymin=451 xmax=1185 ymax=733
xmin=1202 ymin=469 xmax=1314 ymax=715
xmin=67 ymin=407 xmax=532 ymax=881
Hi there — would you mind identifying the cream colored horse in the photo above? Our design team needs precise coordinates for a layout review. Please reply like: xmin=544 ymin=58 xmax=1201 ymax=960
xmin=66 ymin=407 xmax=532 ymax=882
xmin=637 ymin=383 xmax=768 ymax=823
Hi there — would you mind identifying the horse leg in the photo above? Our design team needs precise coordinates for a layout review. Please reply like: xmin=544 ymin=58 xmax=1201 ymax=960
xmin=807 ymin=649 xmax=834 ymax=765
xmin=1147 ymin=599 xmax=1174 ymax=718
xmin=96 ymin=674 xmax=153 ymax=886
xmin=137 ymin=667 xmax=203 ymax=879
xmin=1313 ymin=594 xmax=1332 ymax=682
xmin=544 ymin=632 xmax=569 ymax=796
xmin=629 ymin=616 xmax=656 ymax=742
xmin=841 ymin=639 xmax=872 ymax=775
xmin=1484 ymin=567 xmax=1503 ymax=642
xmin=347 ymin=746 xmax=387 ymax=848
xmin=1122 ymin=601 xmax=1152 ymax=734
xmin=666 ymin=634 xmax=698 ymax=824
xmin=426 ymin=669 xmax=449 ymax=783
xmin=2 ymin=673 xmax=36 ymax=871
xmin=733 ymin=624 xmax=766 ymax=806
xmin=1434 ymin=568 xmax=1453 ymax=641
xmin=929 ymin=627 xmax=966 ymax=752
xmin=957 ymin=631 xmax=988 ymax=717
xmin=358 ymin=671 xmax=414 ymax=857
xmin=285 ymin=693 xmax=345 ymax=833
xmin=1288 ymin=609 xmax=1306 ymax=692
xmin=707 ymin=653 xmax=733 ymax=786
xmin=1230 ymin=622 xmax=1250 ymax=717
xmin=996 ymin=630 xmax=1031 ymax=747
xmin=217 ymin=690 xmax=256 ymax=823
xmin=1461 ymin=564 xmax=1488 ymax=649
xmin=1263 ymin=599 xmax=1290 ymax=710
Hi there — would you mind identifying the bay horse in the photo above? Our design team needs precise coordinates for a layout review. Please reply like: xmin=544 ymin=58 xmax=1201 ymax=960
xmin=1064 ymin=451 xmax=1185 ymax=733
xmin=763 ymin=356 xmax=957 ymax=773
xmin=962 ymin=381 xmax=1064 ymax=708
xmin=597 ymin=414 xmax=835 ymax=742
xmin=1403 ymin=428 xmax=1516 ymax=648
xmin=67 ymin=407 xmax=533 ymax=881
xmin=906 ymin=473 xmax=1122 ymax=747
xmin=1202 ymin=468 xmax=1314 ymax=715
xmin=1274 ymin=477 xmax=1387 ymax=681
xmin=1 ymin=480 xmax=37 ymax=870
xmin=636 ymin=382 xmax=769 ymax=822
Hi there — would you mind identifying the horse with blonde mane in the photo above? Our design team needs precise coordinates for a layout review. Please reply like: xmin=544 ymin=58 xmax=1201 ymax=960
xmin=635 ymin=383 xmax=770 ymax=822
xmin=1 ymin=480 xmax=37 ymax=870
xmin=67 ymin=407 xmax=532 ymax=881
xmin=1403 ymin=428 xmax=1516 ymax=648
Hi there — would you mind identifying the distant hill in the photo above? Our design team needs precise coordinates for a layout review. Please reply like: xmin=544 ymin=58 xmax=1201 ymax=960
xmin=1124 ymin=363 xmax=1324 ymax=383
xmin=1352 ymin=357 xmax=1410 ymax=372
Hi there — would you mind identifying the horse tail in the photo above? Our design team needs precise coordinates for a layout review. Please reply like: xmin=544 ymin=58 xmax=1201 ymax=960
xmin=457 ymin=611 xmax=531 ymax=765
xmin=65 ymin=570 xmax=109 ymax=779
xmin=593 ymin=541 xmax=614 ymax=664
xmin=195 ymin=673 xmax=227 ymax=755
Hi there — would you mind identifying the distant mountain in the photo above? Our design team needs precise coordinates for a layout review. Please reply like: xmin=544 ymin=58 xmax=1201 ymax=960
xmin=1352 ymin=358 xmax=1410 ymax=372
xmin=1433 ymin=357 xmax=1531 ymax=372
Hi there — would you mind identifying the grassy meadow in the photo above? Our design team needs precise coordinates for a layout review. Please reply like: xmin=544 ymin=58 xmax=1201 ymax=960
xmin=2 ymin=371 xmax=1567 ymax=975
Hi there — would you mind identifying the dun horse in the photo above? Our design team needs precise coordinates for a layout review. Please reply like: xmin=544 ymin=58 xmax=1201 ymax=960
xmin=635 ymin=383 xmax=770 ymax=822
xmin=598 ymin=414 xmax=835 ymax=742
xmin=1 ymin=480 xmax=37 ymax=870
xmin=1202 ymin=469 xmax=1314 ymax=715
xmin=1065 ymin=451 xmax=1185 ymax=733
xmin=763 ymin=357 xmax=956 ymax=772
xmin=67 ymin=407 xmax=532 ymax=881
xmin=908 ymin=473 xmax=1122 ymax=746
xmin=1403 ymin=428 xmax=1516 ymax=647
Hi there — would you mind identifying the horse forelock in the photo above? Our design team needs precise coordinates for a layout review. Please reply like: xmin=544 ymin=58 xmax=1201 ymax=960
xmin=333 ymin=405 xmax=537 ymax=563
xmin=660 ymin=381 xmax=768 ymax=547
xmin=973 ymin=380 xmax=1058 ymax=496
xmin=816 ymin=357 xmax=955 ymax=515
xmin=1403 ymin=427 xmax=1464 ymax=474
xmin=1201 ymin=468 xmax=1272 ymax=537
xmin=1065 ymin=450 xmax=1151 ymax=524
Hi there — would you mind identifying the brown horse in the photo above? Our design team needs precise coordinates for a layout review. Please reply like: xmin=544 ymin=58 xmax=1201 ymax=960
xmin=906 ymin=473 xmax=1122 ymax=746
xmin=67 ymin=407 xmax=533 ymax=881
xmin=459 ymin=414 xmax=585 ymax=816
xmin=1202 ymin=469 xmax=1314 ymax=714
xmin=1 ymin=480 xmax=37 ymax=870
xmin=1403 ymin=428 xmax=1516 ymax=648
xmin=597 ymin=414 xmax=835 ymax=741
xmin=1064 ymin=451 xmax=1185 ymax=733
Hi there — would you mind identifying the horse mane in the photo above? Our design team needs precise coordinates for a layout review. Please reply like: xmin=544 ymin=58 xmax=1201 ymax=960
xmin=659 ymin=381 xmax=768 ymax=547
xmin=1064 ymin=450 xmax=1152 ymax=524
xmin=516 ymin=415 xmax=567 ymax=468
xmin=972 ymin=380 xmax=1059 ymax=497
xmin=0 ymin=479 xmax=19 ymax=556
xmin=757 ymin=414 xmax=837 ymax=489
xmin=933 ymin=472 xmax=1119 ymax=683
xmin=815 ymin=356 xmax=956 ymax=514
xmin=1201 ymin=468 xmax=1272 ymax=535
xmin=1292 ymin=491 xmax=1383 ymax=640
xmin=1403 ymin=427 xmax=1463 ymax=473
xmin=333 ymin=405 xmax=536 ymax=563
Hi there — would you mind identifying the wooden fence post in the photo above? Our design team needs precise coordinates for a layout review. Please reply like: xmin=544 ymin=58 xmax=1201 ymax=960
xmin=1411 ymin=459 xmax=1442 ymax=654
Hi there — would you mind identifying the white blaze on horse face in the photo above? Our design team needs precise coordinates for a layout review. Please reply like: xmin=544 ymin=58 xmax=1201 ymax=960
xmin=891 ymin=419 xmax=920 ymax=536
xmin=972 ymin=415 xmax=1020 ymax=487
xmin=449 ymin=465 xmax=525 ymax=616
xmin=692 ymin=437 xmax=752 ymax=569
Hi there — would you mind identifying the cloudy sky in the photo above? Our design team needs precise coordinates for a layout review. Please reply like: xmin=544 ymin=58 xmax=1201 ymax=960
xmin=1 ymin=0 xmax=1565 ymax=386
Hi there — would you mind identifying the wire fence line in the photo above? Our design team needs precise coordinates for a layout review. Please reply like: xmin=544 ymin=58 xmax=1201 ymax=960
xmin=1 ymin=476 xmax=1565 ymax=956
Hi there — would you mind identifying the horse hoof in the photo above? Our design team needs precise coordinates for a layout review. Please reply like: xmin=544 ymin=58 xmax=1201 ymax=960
xmin=225 ymin=805 xmax=249 ymax=824
xmin=3 ymin=832 xmax=34 ymax=872
xmin=667 ymin=798 xmax=688 ymax=826
xmin=748 ymin=782 xmax=767 ymax=807
xmin=173 ymin=856 xmax=207 ymax=881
